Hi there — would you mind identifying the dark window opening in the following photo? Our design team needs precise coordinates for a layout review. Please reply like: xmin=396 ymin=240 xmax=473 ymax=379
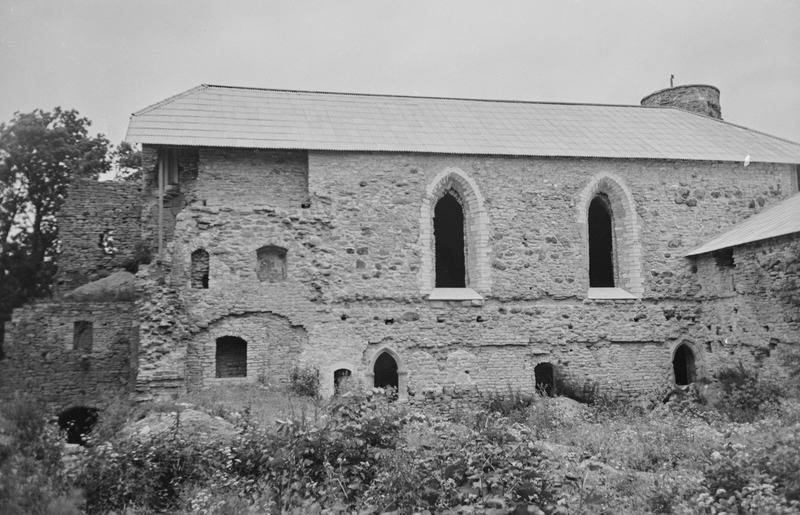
xmin=256 ymin=245 xmax=287 ymax=283
xmin=191 ymin=249 xmax=210 ymax=288
xmin=58 ymin=406 xmax=98 ymax=445
xmin=373 ymin=352 xmax=398 ymax=390
xmin=215 ymin=336 xmax=247 ymax=378
xmin=589 ymin=195 xmax=614 ymax=287
xmin=73 ymin=321 xmax=93 ymax=352
xmin=794 ymin=165 xmax=800 ymax=192
xmin=334 ymin=368 xmax=352 ymax=394
xmin=534 ymin=363 xmax=555 ymax=397
xmin=673 ymin=344 xmax=697 ymax=385
xmin=159 ymin=148 xmax=179 ymax=185
xmin=713 ymin=248 xmax=735 ymax=269
xmin=434 ymin=192 xmax=466 ymax=288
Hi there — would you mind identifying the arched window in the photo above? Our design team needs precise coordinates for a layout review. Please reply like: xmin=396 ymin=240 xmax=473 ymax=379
xmin=534 ymin=362 xmax=555 ymax=397
xmin=373 ymin=352 xmax=398 ymax=390
xmin=588 ymin=195 xmax=615 ymax=287
xmin=673 ymin=344 xmax=696 ymax=385
xmin=334 ymin=368 xmax=352 ymax=394
xmin=191 ymin=249 xmax=209 ymax=289
xmin=256 ymin=245 xmax=287 ymax=283
xmin=419 ymin=167 xmax=490 ymax=296
xmin=578 ymin=174 xmax=643 ymax=297
xmin=434 ymin=192 xmax=466 ymax=288
xmin=215 ymin=336 xmax=247 ymax=378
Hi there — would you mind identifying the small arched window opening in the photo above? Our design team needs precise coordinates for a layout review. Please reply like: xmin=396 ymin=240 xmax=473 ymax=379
xmin=215 ymin=336 xmax=247 ymax=378
xmin=673 ymin=344 xmax=697 ymax=385
xmin=434 ymin=192 xmax=466 ymax=288
xmin=373 ymin=352 xmax=398 ymax=390
xmin=588 ymin=194 xmax=615 ymax=287
xmin=58 ymin=406 xmax=98 ymax=445
xmin=534 ymin=363 xmax=555 ymax=397
xmin=256 ymin=245 xmax=287 ymax=283
xmin=191 ymin=249 xmax=209 ymax=289
xmin=334 ymin=368 xmax=352 ymax=394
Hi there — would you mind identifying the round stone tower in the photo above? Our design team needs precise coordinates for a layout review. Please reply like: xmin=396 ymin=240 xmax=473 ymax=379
xmin=641 ymin=84 xmax=722 ymax=119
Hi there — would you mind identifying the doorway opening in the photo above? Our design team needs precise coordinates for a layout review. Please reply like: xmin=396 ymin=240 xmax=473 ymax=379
xmin=673 ymin=344 xmax=697 ymax=385
xmin=534 ymin=363 xmax=555 ymax=396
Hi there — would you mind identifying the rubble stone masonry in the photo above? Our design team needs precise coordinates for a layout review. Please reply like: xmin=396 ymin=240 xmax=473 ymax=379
xmin=2 ymin=148 xmax=798 ymax=411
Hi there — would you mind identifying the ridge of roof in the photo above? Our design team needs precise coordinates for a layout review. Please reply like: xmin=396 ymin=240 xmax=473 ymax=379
xmin=200 ymin=83 xmax=671 ymax=110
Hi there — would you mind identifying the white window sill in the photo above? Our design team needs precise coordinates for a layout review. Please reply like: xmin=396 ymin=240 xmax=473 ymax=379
xmin=587 ymin=287 xmax=637 ymax=300
xmin=427 ymin=288 xmax=483 ymax=301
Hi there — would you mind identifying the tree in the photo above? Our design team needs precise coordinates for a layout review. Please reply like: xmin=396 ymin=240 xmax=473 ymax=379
xmin=0 ymin=108 xmax=111 ymax=324
xmin=110 ymin=141 xmax=142 ymax=182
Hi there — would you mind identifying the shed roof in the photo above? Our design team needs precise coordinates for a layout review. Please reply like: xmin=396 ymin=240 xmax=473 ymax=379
xmin=126 ymin=84 xmax=800 ymax=163
xmin=685 ymin=193 xmax=800 ymax=256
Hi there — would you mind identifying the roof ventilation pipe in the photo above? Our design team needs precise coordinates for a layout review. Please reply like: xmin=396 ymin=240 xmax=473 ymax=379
xmin=641 ymin=84 xmax=722 ymax=119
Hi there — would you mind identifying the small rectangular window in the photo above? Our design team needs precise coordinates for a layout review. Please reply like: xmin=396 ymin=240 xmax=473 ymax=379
xmin=73 ymin=321 xmax=93 ymax=352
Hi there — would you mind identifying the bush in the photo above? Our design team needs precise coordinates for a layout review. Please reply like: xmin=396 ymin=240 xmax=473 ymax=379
xmin=715 ymin=364 xmax=783 ymax=422
xmin=0 ymin=398 xmax=82 ymax=515
xmin=289 ymin=364 xmax=320 ymax=398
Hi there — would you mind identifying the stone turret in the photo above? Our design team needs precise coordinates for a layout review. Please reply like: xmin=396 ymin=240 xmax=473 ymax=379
xmin=641 ymin=84 xmax=722 ymax=119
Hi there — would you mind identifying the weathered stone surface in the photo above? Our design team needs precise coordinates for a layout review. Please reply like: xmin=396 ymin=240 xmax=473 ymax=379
xmin=122 ymin=408 xmax=238 ymax=441
xmin=64 ymin=271 xmax=136 ymax=301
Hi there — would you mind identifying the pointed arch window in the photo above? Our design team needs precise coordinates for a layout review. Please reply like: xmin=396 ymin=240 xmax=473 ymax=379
xmin=420 ymin=168 xmax=490 ymax=300
xmin=588 ymin=194 xmax=615 ymax=287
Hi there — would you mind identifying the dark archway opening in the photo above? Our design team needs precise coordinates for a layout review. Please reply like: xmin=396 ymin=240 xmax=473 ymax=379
xmin=58 ymin=406 xmax=99 ymax=445
xmin=215 ymin=336 xmax=247 ymax=378
xmin=434 ymin=193 xmax=466 ymax=288
xmin=334 ymin=368 xmax=352 ymax=394
xmin=534 ymin=363 xmax=555 ymax=397
xmin=373 ymin=352 xmax=398 ymax=390
xmin=191 ymin=249 xmax=210 ymax=289
xmin=589 ymin=195 xmax=615 ymax=287
xmin=673 ymin=344 xmax=697 ymax=385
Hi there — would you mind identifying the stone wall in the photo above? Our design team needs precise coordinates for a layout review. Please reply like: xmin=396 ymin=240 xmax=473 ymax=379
xmin=641 ymin=85 xmax=722 ymax=119
xmin=56 ymin=179 xmax=143 ymax=293
xmin=0 ymin=300 xmax=137 ymax=410
xmin=135 ymin=148 xmax=799 ymax=402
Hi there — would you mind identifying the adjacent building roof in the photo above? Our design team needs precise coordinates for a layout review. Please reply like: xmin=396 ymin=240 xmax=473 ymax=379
xmin=126 ymin=84 xmax=800 ymax=163
xmin=685 ymin=193 xmax=800 ymax=256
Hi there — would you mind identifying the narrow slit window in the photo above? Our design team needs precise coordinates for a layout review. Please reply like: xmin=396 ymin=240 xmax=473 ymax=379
xmin=434 ymin=192 xmax=466 ymax=288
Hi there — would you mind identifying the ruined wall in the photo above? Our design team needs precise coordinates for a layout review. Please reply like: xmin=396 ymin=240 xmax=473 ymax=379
xmin=56 ymin=179 xmax=143 ymax=293
xmin=135 ymin=148 xmax=798 ymax=402
xmin=0 ymin=301 xmax=137 ymax=410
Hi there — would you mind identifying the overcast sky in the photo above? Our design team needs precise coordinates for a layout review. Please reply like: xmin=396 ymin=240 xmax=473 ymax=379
xmin=1 ymin=0 xmax=798 ymax=146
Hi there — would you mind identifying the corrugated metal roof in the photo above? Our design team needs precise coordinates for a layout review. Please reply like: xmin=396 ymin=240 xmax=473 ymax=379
xmin=685 ymin=193 xmax=800 ymax=256
xmin=126 ymin=84 xmax=800 ymax=163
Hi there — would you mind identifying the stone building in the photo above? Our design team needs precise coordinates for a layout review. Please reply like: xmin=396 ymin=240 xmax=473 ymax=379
xmin=2 ymin=83 xmax=799 ymax=414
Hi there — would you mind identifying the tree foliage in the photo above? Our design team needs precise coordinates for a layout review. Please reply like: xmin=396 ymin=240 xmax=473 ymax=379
xmin=110 ymin=141 xmax=142 ymax=182
xmin=0 ymin=108 xmax=110 ymax=322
